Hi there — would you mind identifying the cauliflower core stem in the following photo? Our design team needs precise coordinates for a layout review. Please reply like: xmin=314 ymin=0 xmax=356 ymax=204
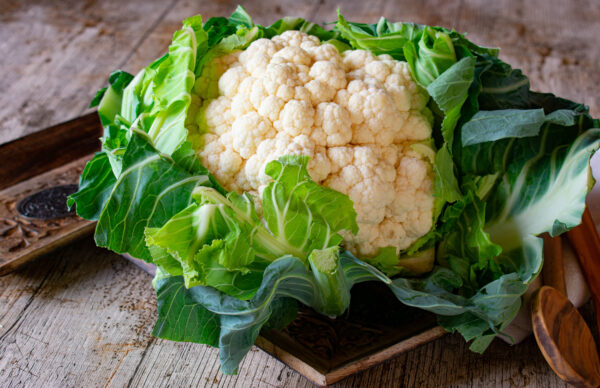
xmin=191 ymin=31 xmax=435 ymax=258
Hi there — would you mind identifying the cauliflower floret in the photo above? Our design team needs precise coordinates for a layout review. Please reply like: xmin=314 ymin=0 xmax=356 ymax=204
xmin=342 ymin=49 xmax=376 ymax=70
xmin=199 ymin=133 xmax=243 ymax=190
xmin=305 ymin=43 xmax=342 ymax=65
xmin=239 ymin=38 xmax=282 ymax=77
xmin=197 ymin=96 xmax=232 ymax=134
xmin=314 ymin=103 xmax=352 ymax=146
xmin=196 ymin=31 xmax=434 ymax=258
xmin=218 ymin=66 xmax=248 ymax=97
xmin=306 ymin=79 xmax=336 ymax=105
xmin=272 ymin=30 xmax=319 ymax=47
xmin=264 ymin=62 xmax=299 ymax=92
xmin=274 ymin=46 xmax=312 ymax=66
xmin=326 ymin=146 xmax=395 ymax=224
xmin=274 ymin=99 xmax=315 ymax=136
xmin=309 ymin=60 xmax=347 ymax=90
xmin=365 ymin=60 xmax=391 ymax=82
xmin=231 ymin=112 xmax=276 ymax=158
xmin=258 ymin=95 xmax=285 ymax=122
xmin=345 ymin=86 xmax=403 ymax=144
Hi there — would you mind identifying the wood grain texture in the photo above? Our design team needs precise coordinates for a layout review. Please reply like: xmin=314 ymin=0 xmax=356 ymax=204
xmin=0 ymin=0 xmax=176 ymax=144
xmin=0 ymin=113 xmax=101 ymax=190
xmin=542 ymin=234 xmax=566 ymax=294
xmin=566 ymin=209 xmax=600 ymax=340
xmin=532 ymin=286 xmax=600 ymax=388
xmin=1 ymin=0 xmax=600 ymax=386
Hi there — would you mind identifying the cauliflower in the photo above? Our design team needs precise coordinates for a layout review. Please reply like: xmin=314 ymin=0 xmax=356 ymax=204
xmin=194 ymin=31 xmax=434 ymax=257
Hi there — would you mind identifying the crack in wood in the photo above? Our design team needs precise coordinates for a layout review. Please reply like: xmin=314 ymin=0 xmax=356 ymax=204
xmin=0 ymin=264 xmax=54 ymax=342
xmin=125 ymin=336 xmax=156 ymax=388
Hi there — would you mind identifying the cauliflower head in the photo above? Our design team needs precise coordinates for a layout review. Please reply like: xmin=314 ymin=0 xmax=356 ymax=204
xmin=193 ymin=30 xmax=435 ymax=258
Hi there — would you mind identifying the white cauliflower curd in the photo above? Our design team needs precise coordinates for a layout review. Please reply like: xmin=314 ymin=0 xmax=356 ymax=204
xmin=192 ymin=30 xmax=435 ymax=257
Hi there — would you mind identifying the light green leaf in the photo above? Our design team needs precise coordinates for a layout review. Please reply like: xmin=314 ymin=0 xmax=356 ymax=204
xmin=94 ymin=131 xmax=211 ymax=261
xmin=144 ymin=200 xmax=264 ymax=299
xmin=143 ymin=17 xmax=207 ymax=155
xmin=94 ymin=70 xmax=134 ymax=124
xmin=262 ymin=155 xmax=359 ymax=257
xmin=335 ymin=12 xmax=425 ymax=58
xmin=405 ymin=27 xmax=457 ymax=86
xmin=228 ymin=5 xmax=254 ymax=28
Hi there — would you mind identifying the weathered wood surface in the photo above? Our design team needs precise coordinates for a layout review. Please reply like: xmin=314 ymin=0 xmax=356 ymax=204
xmin=0 ymin=113 xmax=100 ymax=191
xmin=3 ymin=238 xmax=595 ymax=388
xmin=1 ymin=0 xmax=599 ymax=386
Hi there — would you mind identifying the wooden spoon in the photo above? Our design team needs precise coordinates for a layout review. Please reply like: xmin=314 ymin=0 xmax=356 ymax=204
xmin=532 ymin=286 xmax=600 ymax=388
xmin=531 ymin=208 xmax=600 ymax=388
xmin=566 ymin=208 xmax=600 ymax=340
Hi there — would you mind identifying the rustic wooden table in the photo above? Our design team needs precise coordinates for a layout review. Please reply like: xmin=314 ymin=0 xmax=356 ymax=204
xmin=1 ymin=0 xmax=599 ymax=386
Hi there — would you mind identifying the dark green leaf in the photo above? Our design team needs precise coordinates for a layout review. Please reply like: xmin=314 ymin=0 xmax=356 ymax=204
xmin=433 ymin=144 xmax=462 ymax=203
xmin=263 ymin=298 xmax=298 ymax=330
xmin=96 ymin=70 xmax=134 ymax=125
xmin=461 ymin=108 xmax=545 ymax=146
xmin=153 ymin=273 xmax=220 ymax=346
xmin=427 ymin=56 xmax=475 ymax=144
xmin=67 ymin=152 xmax=116 ymax=220
xmin=89 ymin=87 xmax=107 ymax=108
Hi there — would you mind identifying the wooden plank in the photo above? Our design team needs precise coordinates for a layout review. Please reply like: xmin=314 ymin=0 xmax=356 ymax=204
xmin=0 ymin=0 xmax=177 ymax=145
xmin=0 ymin=113 xmax=101 ymax=190
xmin=0 ymin=240 xmax=155 ymax=387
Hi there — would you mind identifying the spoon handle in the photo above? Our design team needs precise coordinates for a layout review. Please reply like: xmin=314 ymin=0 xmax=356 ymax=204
xmin=542 ymin=234 xmax=566 ymax=294
xmin=566 ymin=208 xmax=600 ymax=340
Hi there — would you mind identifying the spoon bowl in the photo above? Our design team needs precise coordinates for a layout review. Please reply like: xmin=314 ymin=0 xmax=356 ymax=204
xmin=532 ymin=285 xmax=600 ymax=388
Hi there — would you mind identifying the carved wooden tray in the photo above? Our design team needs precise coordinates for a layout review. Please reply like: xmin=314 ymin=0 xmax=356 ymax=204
xmin=0 ymin=113 xmax=100 ymax=275
xmin=0 ymin=114 xmax=445 ymax=386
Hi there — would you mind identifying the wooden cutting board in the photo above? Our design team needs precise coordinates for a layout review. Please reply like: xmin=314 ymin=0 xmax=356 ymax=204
xmin=0 ymin=114 xmax=445 ymax=386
